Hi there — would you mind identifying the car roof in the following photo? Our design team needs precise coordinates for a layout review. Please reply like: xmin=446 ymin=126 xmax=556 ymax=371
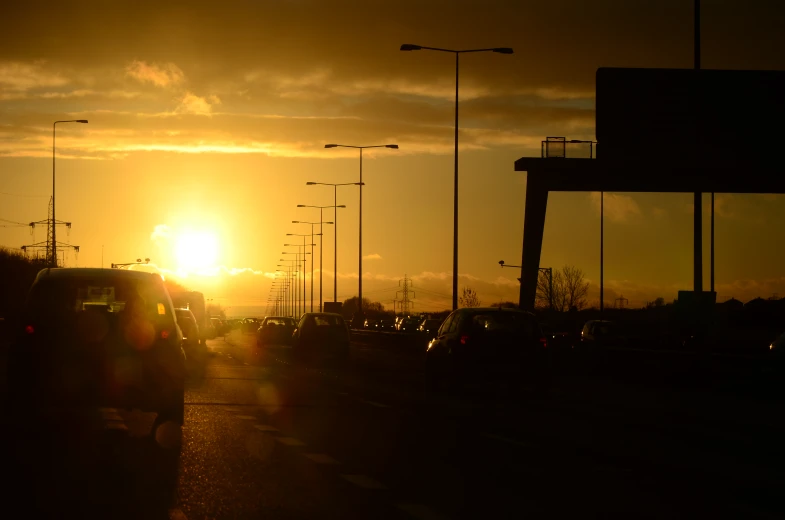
xmin=34 ymin=267 xmax=163 ymax=282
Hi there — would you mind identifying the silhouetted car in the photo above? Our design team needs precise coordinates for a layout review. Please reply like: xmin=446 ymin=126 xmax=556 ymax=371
xmin=256 ymin=316 xmax=297 ymax=347
xmin=425 ymin=307 xmax=548 ymax=392
xmin=580 ymin=320 xmax=627 ymax=348
xmin=418 ymin=319 xmax=442 ymax=336
xmin=292 ymin=312 xmax=350 ymax=363
xmin=770 ymin=331 xmax=785 ymax=356
xmin=378 ymin=318 xmax=395 ymax=331
xmin=175 ymin=308 xmax=200 ymax=347
xmin=7 ymin=268 xmax=186 ymax=432
xmin=364 ymin=318 xmax=379 ymax=329
xmin=397 ymin=316 xmax=421 ymax=333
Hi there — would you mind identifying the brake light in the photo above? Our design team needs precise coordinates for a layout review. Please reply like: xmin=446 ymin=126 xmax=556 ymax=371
xmin=161 ymin=329 xmax=170 ymax=339
xmin=25 ymin=325 xmax=34 ymax=335
xmin=460 ymin=334 xmax=469 ymax=345
xmin=539 ymin=336 xmax=548 ymax=348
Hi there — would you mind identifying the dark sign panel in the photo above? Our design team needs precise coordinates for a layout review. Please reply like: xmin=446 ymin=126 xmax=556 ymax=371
xmin=596 ymin=68 xmax=785 ymax=163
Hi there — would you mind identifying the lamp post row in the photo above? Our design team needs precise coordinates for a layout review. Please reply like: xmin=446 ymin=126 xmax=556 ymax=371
xmin=294 ymin=44 xmax=513 ymax=317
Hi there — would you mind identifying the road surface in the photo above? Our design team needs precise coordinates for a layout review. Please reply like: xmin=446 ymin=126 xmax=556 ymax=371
xmin=1 ymin=331 xmax=783 ymax=518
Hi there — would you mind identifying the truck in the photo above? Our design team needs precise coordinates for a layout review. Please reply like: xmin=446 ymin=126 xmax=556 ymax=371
xmin=170 ymin=290 xmax=208 ymax=345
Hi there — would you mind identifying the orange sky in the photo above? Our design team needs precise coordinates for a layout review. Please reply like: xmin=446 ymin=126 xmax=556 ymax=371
xmin=1 ymin=0 xmax=784 ymax=313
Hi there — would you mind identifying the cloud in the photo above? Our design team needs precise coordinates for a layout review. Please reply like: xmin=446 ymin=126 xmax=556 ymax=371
xmin=0 ymin=61 xmax=68 ymax=91
xmin=125 ymin=60 xmax=185 ymax=88
xmin=174 ymin=92 xmax=220 ymax=116
xmin=363 ymin=253 xmax=382 ymax=260
xmin=150 ymin=224 xmax=172 ymax=245
xmin=588 ymin=192 xmax=642 ymax=223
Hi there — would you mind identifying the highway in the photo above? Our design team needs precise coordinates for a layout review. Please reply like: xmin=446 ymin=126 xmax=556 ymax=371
xmin=1 ymin=331 xmax=783 ymax=519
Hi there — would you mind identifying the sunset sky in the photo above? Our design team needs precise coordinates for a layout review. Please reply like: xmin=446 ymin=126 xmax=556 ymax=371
xmin=1 ymin=0 xmax=784 ymax=314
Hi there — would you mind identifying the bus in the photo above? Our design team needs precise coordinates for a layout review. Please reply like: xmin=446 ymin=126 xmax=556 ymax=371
xmin=170 ymin=290 xmax=207 ymax=345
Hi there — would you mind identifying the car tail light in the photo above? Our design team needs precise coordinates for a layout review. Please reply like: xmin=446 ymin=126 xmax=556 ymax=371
xmin=460 ymin=334 xmax=469 ymax=345
xmin=539 ymin=336 xmax=548 ymax=348
xmin=25 ymin=325 xmax=34 ymax=335
xmin=161 ymin=329 xmax=170 ymax=339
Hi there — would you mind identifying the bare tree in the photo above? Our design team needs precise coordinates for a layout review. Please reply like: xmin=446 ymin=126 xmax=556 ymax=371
xmin=561 ymin=265 xmax=589 ymax=311
xmin=536 ymin=265 xmax=589 ymax=312
xmin=459 ymin=287 xmax=481 ymax=308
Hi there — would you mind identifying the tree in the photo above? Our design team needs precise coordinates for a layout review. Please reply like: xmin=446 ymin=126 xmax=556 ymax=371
xmin=340 ymin=296 xmax=385 ymax=319
xmin=492 ymin=301 xmax=518 ymax=309
xmin=459 ymin=287 xmax=481 ymax=308
xmin=536 ymin=265 xmax=589 ymax=312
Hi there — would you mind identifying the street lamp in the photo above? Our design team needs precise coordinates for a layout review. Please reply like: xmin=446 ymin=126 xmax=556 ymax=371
xmin=324 ymin=144 xmax=397 ymax=318
xmin=278 ymin=263 xmax=297 ymax=316
xmin=287 ymin=232 xmax=323 ymax=312
xmin=499 ymin=260 xmax=553 ymax=311
xmin=283 ymin=246 xmax=312 ymax=317
xmin=52 ymin=119 xmax=88 ymax=267
xmin=306 ymin=181 xmax=361 ymax=303
xmin=293 ymin=219 xmax=334 ymax=312
xmin=401 ymin=44 xmax=512 ymax=310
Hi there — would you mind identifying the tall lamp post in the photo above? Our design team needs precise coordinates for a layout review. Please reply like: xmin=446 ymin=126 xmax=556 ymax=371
xmin=282 ymin=252 xmax=307 ymax=317
xmin=53 ymin=119 xmax=88 ymax=267
xmin=324 ymin=144 xmax=398 ymax=318
xmin=401 ymin=44 xmax=512 ymax=310
xmin=286 ymin=235 xmax=319 ymax=312
xmin=278 ymin=262 xmax=297 ymax=316
xmin=284 ymin=245 xmax=313 ymax=316
xmin=293 ymin=218 xmax=334 ymax=312
xmin=306 ymin=182 xmax=360 ymax=303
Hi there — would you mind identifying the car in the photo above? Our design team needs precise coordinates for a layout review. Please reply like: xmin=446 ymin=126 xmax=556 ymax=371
xmin=292 ymin=312 xmax=350 ymax=363
xmin=7 ymin=268 xmax=186 ymax=435
xmin=256 ymin=316 xmax=297 ymax=347
xmin=424 ymin=307 xmax=549 ymax=392
xmin=418 ymin=318 xmax=443 ymax=336
xmin=175 ymin=308 xmax=200 ymax=347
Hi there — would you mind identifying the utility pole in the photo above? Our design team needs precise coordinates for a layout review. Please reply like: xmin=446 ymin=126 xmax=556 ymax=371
xmin=396 ymin=274 xmax=416 ymax=316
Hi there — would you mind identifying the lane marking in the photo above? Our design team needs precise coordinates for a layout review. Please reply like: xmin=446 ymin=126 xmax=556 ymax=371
xmin=341 ymin=474 xmax=387 ymax=489
xmin=104 ymin=422 xmax=129 ymax=431
xmin=483 ymin=433 xmax=535 ymax=448
xmin=276 ymin=437 xmax=306 ymax=447
xmin=359 ymin=399 xmax=390 ymax=408
xmin=254 ymin=425 xmax=279 ymax=432
xmin=236 ymin=415 xmax=257 ymax=420
xmin=169 ymin=508 xmax=188 ymax=520
xmin=396 ymin=503 xmax=449 ymax=520
xmin=101 ymin=413 xmax=125 ymax=422
xmin=303 ymin=453 xmax=340 ymax=465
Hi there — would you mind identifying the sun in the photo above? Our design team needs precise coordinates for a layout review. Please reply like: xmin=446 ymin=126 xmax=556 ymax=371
xmin=174 ymin=231 xmax=219 ymax=271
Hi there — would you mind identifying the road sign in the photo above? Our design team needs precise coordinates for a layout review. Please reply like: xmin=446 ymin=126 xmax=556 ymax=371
xmin=596 ymin=67 xmax=785 ymax=163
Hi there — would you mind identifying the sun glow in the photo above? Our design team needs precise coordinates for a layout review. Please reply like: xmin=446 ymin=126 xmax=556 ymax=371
xmin=175 ymin=231 xmax=219 ymax=272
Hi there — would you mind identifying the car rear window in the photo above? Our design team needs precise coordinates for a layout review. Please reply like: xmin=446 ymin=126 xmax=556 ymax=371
xmin=313 ymin=315 xmax=345 ymax=327
xmin=27 ymin=274 xmax=172 ymax=323
xmin=265 ymin=318 xmax=294 ymax=327
xmin=471 ymin=312 xmax=538 ymax=339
